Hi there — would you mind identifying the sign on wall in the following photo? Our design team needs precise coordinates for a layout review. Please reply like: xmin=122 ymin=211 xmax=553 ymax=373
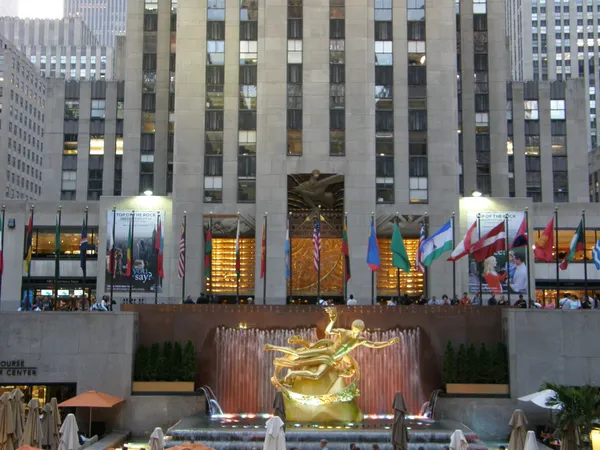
xmin=0 ymin=360 xmax=37 ymax=376
xmin=106 ymin=211 xmax=165 ymax=293
xmin=467 ymin=211 xmax=528 ymax=296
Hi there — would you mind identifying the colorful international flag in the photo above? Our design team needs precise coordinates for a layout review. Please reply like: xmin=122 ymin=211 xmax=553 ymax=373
xmin=416 ymin=222 xmax=426 ymax=273
xmin=80 ymin=215 xmax=88 ymax=275
xmin=341 ymin=220 xmax=351 ymax=282
xmin=470 ymin=221 xmax=506 ymax=263
xmin=511 ymin=216 xmax=528 ymax=248
xmin=155 ymin=215 xmax=164 ymax=279
xmin=312 ymin=215 xmax=321 ymax=272
xmin=366 ymin=217 xmax=380 ymax=271
xmin=534 ymin=217 xmax=554 ymax=262
xmin=560 ymin=218 xmax=585 ymax=270
xmin=391 ymin=221 xmax=411 ymax=273
xmin=178 ymin=218 xmax=186 ymax=279
xmin=592 ymin=240 xmax=600 ymax=270
xmin=448 ymin=221 xmax=477 ymax=262
xmin=420 ymin=220 xmax=453 ymax=267
xmin=24 ymin=213 xmax=33 ymax=274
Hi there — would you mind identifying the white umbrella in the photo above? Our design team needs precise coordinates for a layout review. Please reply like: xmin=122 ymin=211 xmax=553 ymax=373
xmin=524 ymin=431 xmax=538 ymax=450
xmin=518 ymin=389 xmax=561 ymax=410
xmin=148 ymin=427 xmax=164 ymax=450
xmin=57 ymin=414 xmax=79 ymax=450
xmin=449 ymin=430 xmax=468 ymax=450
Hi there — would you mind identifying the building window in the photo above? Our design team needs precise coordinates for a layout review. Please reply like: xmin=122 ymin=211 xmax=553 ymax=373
xmin=91 ymin=100 xmax=106 ymax=119
xmin=524 ymin=100 xmax=539 ymax=120
xmin=550 ymin=99 xmax=566 ymax=119
xmin=329 ymin=1 xmax=345 ymax=156
xmin=89 ymin=136 xmax=105 ymax=155
xmin=287 ymin=0 xmax=303 ymax=155
xmin=117 ymin=101 xmax=124 ymax=119
xmin=64 ymin=100 xmax=79 ymax=119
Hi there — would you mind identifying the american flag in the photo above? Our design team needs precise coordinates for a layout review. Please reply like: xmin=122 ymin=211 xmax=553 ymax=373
xmin=177 ymin=218 xmax=186 ymax=279
xmin=312 ymin=215 xmax=321 ymax=271
xmin=416 ymin=222 xmax=426 ymax=273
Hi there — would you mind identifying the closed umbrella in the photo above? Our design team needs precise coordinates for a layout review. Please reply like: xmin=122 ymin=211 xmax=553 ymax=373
xmin=17 ymin=446 xmax=43 ymax=450
xmin=57 ymin=414 xmax=78 ymax=450
xmin=58 ymin=391 xmax=124 ymax=437
xmin=449 ymin=430 xmax=468 ymax=450
xmin=559 ymin=424 xmax=580 ymax=450
xmin=40 ymin=404 xmax=58 ymax=450
xmin=21 ymin=399 xmax=43 ymax=448
xmin=49 ymin=400 xmax=60 ymax=432
xmin=508 ymin=409 xmax=528 ymax=450
xmin=148 ymin=428 xmax=164 ymax=450
xmin=0 ymin=392 xmax=15 ymax=450
xmin=11 ymin=391 xmax=25 ymax=446
xmin=272 ymin=392 xmax=285 ymax=430
xmin=392 ymin=393 xmax=409 ymax=450
xmin=524 ymin=430 xmax=537 ymax=450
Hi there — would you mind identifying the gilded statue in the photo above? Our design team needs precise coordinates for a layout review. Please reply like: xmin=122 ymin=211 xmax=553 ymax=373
xmin=264 ymin=307 xmax=399 ymax=422
xmin=292 ymin=170 xmax=343 ymax=216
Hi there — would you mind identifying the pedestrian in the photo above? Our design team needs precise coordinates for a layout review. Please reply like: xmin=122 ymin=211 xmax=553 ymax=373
xmin=347 ymin=294 xmax=357 ymax=306
xmin=320 ymin=439 xmax=329 ymax=450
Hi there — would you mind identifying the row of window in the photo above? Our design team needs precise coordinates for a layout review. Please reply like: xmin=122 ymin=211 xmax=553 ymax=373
xmin=330 ymin=0 xmax=345 ymax=157
xmin=65 ymin=99 xmax=124 ymax=120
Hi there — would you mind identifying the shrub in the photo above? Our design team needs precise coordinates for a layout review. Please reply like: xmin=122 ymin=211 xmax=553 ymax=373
xmin=147 ymin=343 xmax=161 ymax=381
xmin=443 ymin=341 xmax=457 ymax=384
xmin=456 ymin=344 xmax=468 ymax=383
xmin=182 ymin=340 xmax=197 ymax=382
xmin=492 ymin=342 xmax=509 ymax=384
xmin=477 ymin=343 xmax=491 ymax=383
xmin=134 ymin=345 xmax=149 ymax=381
xmin=160 ymin=342 xmax=173 ymax=381
xmin=172 ymin=342 xmax=183 ymax=381
xmin=465 ymin=344 xmax=478 ymax=383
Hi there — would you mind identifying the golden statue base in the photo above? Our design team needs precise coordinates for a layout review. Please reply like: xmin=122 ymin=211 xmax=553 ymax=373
xmin=281 ymin=370 xmax=364 ymax=423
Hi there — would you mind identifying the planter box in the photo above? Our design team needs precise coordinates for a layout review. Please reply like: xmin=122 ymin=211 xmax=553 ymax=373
xmin=132 ymin=381 xmax=195 ymax=393
xmin=446 ymin=383 xmax=509 ymax=395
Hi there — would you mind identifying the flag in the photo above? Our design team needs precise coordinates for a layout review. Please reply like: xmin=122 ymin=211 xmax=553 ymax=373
xmin=312 ymin=215 xmax=321 ymax=271
xmin=560 ymin=219 xmax=585 ymax=270
xmin=126 ymin=219 xmax=133 ymax=277
xmin=416 ymin=223 xmax=426 ymax=273
xmin=235 ymin=217 xmax=241 ymax=279
xmin=155 ymin=215 xmax=164 ymax=279
xmin=260 ymin=222 xmax=266 ymax=279
xmin=366 ymin=217 xmax=380 ymax=271
xmin=177 ymin=218 xmax=185 ymax=279
xmin=285 ymin=219 xmax=291 ymax=279
xmin=0 ymin=214 xmax=4 ymax=276
xmin=24 ymin=213 xmax=33 ymax=274
xmin=511 ymin=217 xmax=528 ymax=248
xmin=204 ymin=226 xmax=212 ymax=277
xmin=470 ymin=221 xmax=506 ymax=263
xmin=534 ymin=217 xmax=554 ymax=262
xmin=80 ymin=216 xmax=88 ymax=274
xmin=592 ymin=240 xmax=600 ymax=270
xmin=448 ymin=221 xmax=477 ymax=261
xmin=420 ymin=220 xmax=453 ymax=267
xmin=108 ymin=215 xmax=116 ymax=276
xmin=391 ymin=222 xmax=411 ymax=273
xmin=55 ymin=211 xmax=61 ymax=279
xmin=341 ymin=221 xmax=351 ymax=282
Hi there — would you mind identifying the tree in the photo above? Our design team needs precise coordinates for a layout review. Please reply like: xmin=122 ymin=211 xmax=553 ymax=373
xmin=492 ymin=342 xmax=508 ymax=384
xmin=134 ymin=345 xmax=149 ymax=381
xmin=172 ymin=342 xmax=183 ymax=381
xmin=182 ymin=340 xmax=197 ymax=382
xmin=465 ymin=344 xmax=478 ymax=383
xmin=443 ymin=341 xmax=457 ymax=384
xmin=160 ymin=342 xmax=173 ymax=381
xmin=148 ymin=343 xmax=161 ymax=381
xmin=477 ymin=343 xmax=491 ymax=383
xmin=456 ymin=344 xmax=468 ymax=383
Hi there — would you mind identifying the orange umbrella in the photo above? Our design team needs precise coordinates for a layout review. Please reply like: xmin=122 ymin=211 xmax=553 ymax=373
xmin=169 ymin=444 xmax=215 ymax=450
xmin=58 ymin=391 xmax=124 ymax=438
xmin=18 ymin=446 xmax=43 ymax=450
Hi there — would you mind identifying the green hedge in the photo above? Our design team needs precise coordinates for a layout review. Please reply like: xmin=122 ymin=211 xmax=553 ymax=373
xmin=443 ymin=341 xmax=508 ymax=384
xmin=134 ymin=340 xmax=196 ymax=382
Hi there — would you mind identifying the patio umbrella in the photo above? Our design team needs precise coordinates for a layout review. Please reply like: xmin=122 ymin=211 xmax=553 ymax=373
xmin=57 ymin=414 xmax=78 ymax=450
xmin=17 ymin=446 xmax=43 ymax=450
xmin=169 ymin=444 xmax=214 ymax=450
xmin=392 ymin=393 xmax=409 ymax=450
xmin=21 ymin=399 xmax=43 ymax=448
xmin=11 ymin=391 xmax=25 ymax=446
xmin=0 ymin=392 xmax=15 ymax=450
xmin=148 ymin=428 xmax=164 ymax=450
xmin=40 ymin=404 xmax=58 ymax=450
xmin=559 ymin=424 xmax=580 ymax=450
xmin=518 ymin=389 xmax=561 ymax=410
xmin=524 ymin=430 xmax=538 ymax=450
xmin=508 ymin=409 xmax=528 ymax=450
xmin=272 ymin=392 xmax=285 ymax=430
xmin=449 ymin=430 xmax=468 ymax=450
xmin=49 ymin=400 xmax=60 ymax=431
xmin=58 ymin=391 xmax=124 ymax=438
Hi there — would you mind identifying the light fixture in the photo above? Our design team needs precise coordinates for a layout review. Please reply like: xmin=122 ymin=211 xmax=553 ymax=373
xmin=471 ymin=190 xmax=482 ymax=197
xmin=419 ymin=55 xmax=426 ymax=64
xmin=143 ymin=190 xmax=153 ymax=196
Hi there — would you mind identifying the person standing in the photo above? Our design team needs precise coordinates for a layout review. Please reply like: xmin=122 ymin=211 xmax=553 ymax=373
xmin=320 ymin=440 xmax=329 ymax=450
xmin=347 ymin=294 xmax=357 ymax=306
xmin=459 ymin=292 xmax=472 ymax=306
xmin=511 ymin=251 xmax=528 ymax=294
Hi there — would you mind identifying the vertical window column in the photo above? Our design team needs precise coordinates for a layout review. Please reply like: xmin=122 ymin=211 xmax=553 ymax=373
xmin=474 ymin=7 xmax=490 ymax=196
xmin=167 ymin=0 xmax=177 ymax=194
xmin=550 ymin=83 xmax=568 ymax=202
xmin=287 ymin=0 xmax=303 ymax=155
xmin=457 ymin=0 xmax=463 ymax=195
xmin=238 ymin=0 xmax=258 ymax=202
xmin=329 ymin=0 xmax=345 ymax=155
xmin=506 ymin=85 xmax=514 ymax=197
xmin=408 ymin=0 xmax=427 ymax=203
xmin=524 ymin=86 xmax=541 ymax=201
xmin=61 ymin=98 xmax=79 ymax=200
xmin=204 ymin=0 xmax=226 ymax=202
xmin=375 ymin=0 xmax=393 ymax=203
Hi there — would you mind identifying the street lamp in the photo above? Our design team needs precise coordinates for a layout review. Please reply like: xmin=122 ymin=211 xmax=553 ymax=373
xmin=471 ymin=190 xmax=482 ymax=197
xmin=143 ymin=190 xmax=153 ymax=196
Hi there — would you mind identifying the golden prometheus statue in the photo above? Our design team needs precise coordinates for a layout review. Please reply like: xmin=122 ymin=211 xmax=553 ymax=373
xmin=264 ymin=307 xmax=399 ymax=423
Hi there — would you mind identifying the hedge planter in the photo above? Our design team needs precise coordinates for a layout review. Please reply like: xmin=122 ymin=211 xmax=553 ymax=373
xmin=446 ymin=383 xmax=509 ymax=395
xmin=132 ymin=381 xmax=195 ymax=393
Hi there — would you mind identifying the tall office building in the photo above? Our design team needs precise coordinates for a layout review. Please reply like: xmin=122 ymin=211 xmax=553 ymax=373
xmin=0 ymin=35 xmax=46 ymax=201
xmin=506 ymin=0 xmax=600 ymax=148
xmin=0 ymin=17 xmax=116 ymax=80
xmin=64 ymin=0 xmax=127 ymax=46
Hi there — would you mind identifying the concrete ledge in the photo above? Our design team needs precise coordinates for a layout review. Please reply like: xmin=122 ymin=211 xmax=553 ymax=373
xmin=83 ymin=431 xmax=130 ymax=450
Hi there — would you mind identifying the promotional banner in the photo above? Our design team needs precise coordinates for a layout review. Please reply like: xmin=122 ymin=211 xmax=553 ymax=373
xmin=106 ymin=211 xmax=165 ymax=292
xmin=468 ymin=211 xmax=528 ymax=295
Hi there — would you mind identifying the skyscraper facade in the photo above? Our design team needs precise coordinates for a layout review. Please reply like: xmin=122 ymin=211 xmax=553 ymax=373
xmin=64 ymin=0 xmax=127 ymax=46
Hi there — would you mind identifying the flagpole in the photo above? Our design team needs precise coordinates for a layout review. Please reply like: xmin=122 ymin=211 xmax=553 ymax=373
xmin=209 ymin=213 xmax=213 ymax=298
xmin=395 ymin=212 xmax=400 ymax=301
xmin=54 ymin=206 xmax=62 ymax=308
xmin=451 ymin=212 xmax=456 ymax=301
xmin=371 ymin=212 xmax=375 ymax=305
xmin=524 ymin=207 xmax=532 ymax=306
xmin=0 ymin=205 xmax=5 ymax=309
xmin=424 ymin=212 xmax=429 ymax=299
xmin=343 ymin=212 xmax=348 ymax=303
xmin=505 ymin=213 xmax=511 ymax=306
xmin=316 ymin=206 xmax=321 ymax=301
xmin=288 ymin=211 xmax=293 ymax=304
xmin=263 ymin=212 xmax=267 ymax=305
xmin=155 ymin=212 xmax=160 ymax=305
xmin=477 ymin=213 xmax=482 ymax=298
xmin=182 ymin=211 xmax=187 ymax=302
xmin=236 ymin=213 xmax=240 ymax=305
xmin=582 ymin=209 xmax=588 ymax=303
xmin=27 ymin=205 xmax=34 ymax=311
xmin=129 ymin=210 xmax=135 ymax=303
xmin=110 ymin=207 xmax=116 ymax=305
xmin=83 ymin=206 xmax=89 ymax=309
xmin=555 ymin=206 xmax=560 ymax=307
